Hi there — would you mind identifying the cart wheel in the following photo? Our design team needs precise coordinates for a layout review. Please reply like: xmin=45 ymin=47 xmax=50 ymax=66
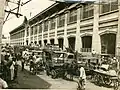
xmin=104 ymin=76 xmax=112 ymax=86
xmin=93 ymin=74 xmax=98 ymax=84
xmin=46 ymin=69 xmax=50 ymax=76
xmin=98 ymin=74 xmax=104 ymax=86
xmin=51 ymin=70 xmax=57 ymax=79
xmin=113 ymin=79 xmax=119 ymax=90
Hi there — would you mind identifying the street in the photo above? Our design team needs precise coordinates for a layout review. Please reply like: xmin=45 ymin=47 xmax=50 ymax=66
xmin=8 ymin=65 xmax=51 ymax=89
xmin=8 ymin=61 xmax=114 ymax=90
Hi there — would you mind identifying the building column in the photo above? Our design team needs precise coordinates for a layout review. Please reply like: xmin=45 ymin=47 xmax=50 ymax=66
xmin=116 ymin=0 xmax=120 ymax=56
xmin=54 ymin=15 xmax=58 ymax=44
xmin=63 ymin=10 xmax=69 ymax=50
xmin=92 ymin=4 xmax=101 ymax=54
xmin=75 ymin=5 xmax=82 ymax=53
xmin=33 ymin=27 xmax=35 ymax=45
xmin=42 ymin=22 xmax=44 ymax=46
xmin=37 ymin=25 xmax=39 ymax=44
xmin=47 ymin=19 xmax=50 ymax=44
xmin=24 ymin=25 xmax=27 ymax=45
xmin=28 ymin=25 xmax=31 ymax=45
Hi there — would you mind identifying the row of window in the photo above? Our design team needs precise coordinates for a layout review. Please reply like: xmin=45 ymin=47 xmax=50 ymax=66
xmin=22 ymin=2 xmax=119 ymax=37
xmin=11 ymin=31 xmax=25 ymax=39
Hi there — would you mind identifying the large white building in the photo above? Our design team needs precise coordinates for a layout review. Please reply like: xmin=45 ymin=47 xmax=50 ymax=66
xmin=9 ymin=1 xmax=120 ymax=56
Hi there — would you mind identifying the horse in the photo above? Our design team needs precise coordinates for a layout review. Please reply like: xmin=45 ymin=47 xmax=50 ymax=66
xmin=63 ymin=62 xmax=79 ymax=80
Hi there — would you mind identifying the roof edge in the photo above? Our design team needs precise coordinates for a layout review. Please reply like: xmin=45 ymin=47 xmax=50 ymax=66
xmin=28 ymin=2 xmax=58 ymax=22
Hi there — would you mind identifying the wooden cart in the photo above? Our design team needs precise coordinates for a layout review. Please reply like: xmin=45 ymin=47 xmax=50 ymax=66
xmin=92 ymin=69 xmax=119 ymax=90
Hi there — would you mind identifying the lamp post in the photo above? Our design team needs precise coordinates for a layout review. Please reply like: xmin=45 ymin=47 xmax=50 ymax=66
xmin=0 ymin=0 xmax=6 ymax=63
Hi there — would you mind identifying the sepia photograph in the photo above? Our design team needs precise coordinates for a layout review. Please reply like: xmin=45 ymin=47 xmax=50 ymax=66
xmin=0 ymin=0 xmax=120 ymax=90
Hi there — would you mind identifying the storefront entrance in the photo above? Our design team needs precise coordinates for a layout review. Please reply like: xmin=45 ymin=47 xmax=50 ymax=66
xmin=68 ymin=37 xmax=75 ymax=52
xmin=50 ymin=39 xmax=54 ymax=45
xmin=44 ymin=40 xmax=47 ymax=46
xmin=39 ymin=40 xmax=41 ymax=46
xmin=26 ymin=40 xmax=28 ymax=45
xmin=58 ymin=38 xmax=64 ymax=49
xmin=81 ymin=36 xmax=92 ymax=52
xmin=101 ymin=33 xmax=116 ymax=55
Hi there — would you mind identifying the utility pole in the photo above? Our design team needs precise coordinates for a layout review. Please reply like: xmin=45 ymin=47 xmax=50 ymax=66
xmin=0 ymin=0 xmax=6 ymax=63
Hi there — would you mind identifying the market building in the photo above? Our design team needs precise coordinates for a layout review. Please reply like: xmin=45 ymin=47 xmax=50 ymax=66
xmin=9 ymin=1 xmax=120 ymax=56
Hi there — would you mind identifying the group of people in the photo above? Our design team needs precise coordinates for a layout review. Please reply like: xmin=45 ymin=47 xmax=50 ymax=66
xmin=0 ymin=44 xmax=20 ymax=89
xmin=21 ymin=49 xmax=41 ymax=74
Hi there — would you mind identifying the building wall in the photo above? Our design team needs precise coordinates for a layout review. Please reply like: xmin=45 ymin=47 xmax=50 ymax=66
xmin=10 ymin=1 xmax=120 ymax=55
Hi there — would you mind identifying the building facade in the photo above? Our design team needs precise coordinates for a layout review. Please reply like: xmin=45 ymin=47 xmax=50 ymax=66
xmin=2 ymin=35 xmax=10 ymax=45
xmin=10 ymin=1 xmax=120 ymax=56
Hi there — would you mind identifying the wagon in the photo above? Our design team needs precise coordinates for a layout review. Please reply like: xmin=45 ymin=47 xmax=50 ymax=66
xmin=44 ymin=50 xmax=67 ymax=78
xmin=91 ymin=64 xmax=119 ymax=90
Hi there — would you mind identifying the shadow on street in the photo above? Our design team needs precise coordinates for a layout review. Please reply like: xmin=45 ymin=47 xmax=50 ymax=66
xmin=8 ymin=65 xmax=51 ymax=89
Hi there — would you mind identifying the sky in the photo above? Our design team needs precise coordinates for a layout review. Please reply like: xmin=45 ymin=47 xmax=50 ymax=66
xmin=3 ymin=0 xmax=55 ymax=37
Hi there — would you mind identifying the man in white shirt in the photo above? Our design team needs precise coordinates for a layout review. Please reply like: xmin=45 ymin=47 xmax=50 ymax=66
xmin=22 ymin=49 xmax=29 ymax=65
xmin=78 ymin=66 xmax=86 ymax=90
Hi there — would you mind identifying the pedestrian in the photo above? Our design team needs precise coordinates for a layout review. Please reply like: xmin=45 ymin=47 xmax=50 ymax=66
xmin=29 ymin=56 xmax=33 ymax=71
xmin=92 ymin=50 xmax=96 ymax=57
xmin=29 ymin=52 xmax=36 ymax=72
xmin=21 ymin=57 xmax=25 ymax=71
xmin=78 ymin=65 xmax=86 ymax=90
xmin=10 ymin=57 xmax=15 ymax=81
xmin=13 ymin=58 xmax=18 ymax=79
xmin=0 ymin=78 xmax=8 ymax=89
xmin=4 ymin=52 xmax=12 ymax=82
xmin=22 ymin=49 xmax=29 ymax=65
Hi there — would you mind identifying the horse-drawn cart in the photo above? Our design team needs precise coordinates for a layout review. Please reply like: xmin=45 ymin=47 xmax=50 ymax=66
xmin=91 ymin=64 xmax=119 ymax=90
xmin=43 ymin=44 xmax=76 ymax=79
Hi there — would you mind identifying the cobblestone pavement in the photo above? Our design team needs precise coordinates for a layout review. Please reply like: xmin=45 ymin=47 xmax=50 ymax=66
xmin=18 ymin=61 xmax=115 ymax=90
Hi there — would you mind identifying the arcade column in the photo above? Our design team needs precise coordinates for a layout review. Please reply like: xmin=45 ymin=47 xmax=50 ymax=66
xmin=75 ymin=5 xmax=82 ymax=53
xmin=63 ymin=9 xmax=69 ymax=50
xmin=92 ymin=4 xmax=101 ymax=54
xmin=54 ymin=15 xmax=58 ymax=44
xmin=47 ymin=19 xmax=50 ymax=44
